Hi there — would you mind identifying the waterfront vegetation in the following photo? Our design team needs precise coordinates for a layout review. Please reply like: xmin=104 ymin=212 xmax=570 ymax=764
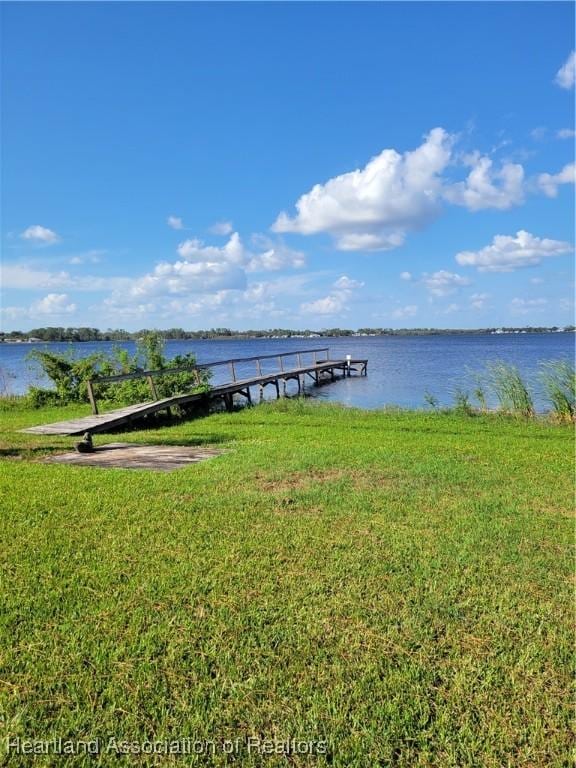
xmin=1 ymin=324 xmax=574 ymax=343
xmin=23 ymin=332 xmax=211 ymax=410
xmin=0 ymin=396 xmax=573 ymax=766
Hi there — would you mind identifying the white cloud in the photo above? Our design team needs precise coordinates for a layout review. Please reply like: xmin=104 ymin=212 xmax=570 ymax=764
xmin=167 ymin=216 xmax=184 ymax=230
xmin=333 ymin=275 xmax=364 ymax=290
xmin=0 ymin=305 xmax=29 ymax=321
xmin=31 ymin=293 xmax=76 ymax=315
xmin=391 ymin=304 xmax=418 ymax=319
xmin=272 ymin=128 xmax=531 ymax=251
xmin=537 ymin=162 xmax=575 ymax=197
xmin=555 ymin=51 xmax=575 ymax=89
xmin=210 ymin=220 xmax=234 ymax=236
xmin=456 ymin=230 xmax=573 ymax=272
xmin=530 ymin=127 xmax=547 ymax=141
xmin=128 ymin=260 xmax=247 ymax=298
xmin=336 ymin=232 xmax=405 ymax=252
xmin=422 ymin=270 xmax=470 ymax=297
xmin=243 ymin=273 xmax=323 ymax=301
xmin=300 ymin=295 xmax=347 ymax=316
xmin=273 ymin=127 xmax=454 ymax=251
xmin=510 ymin=297 xmax=548 ymax=315
xmin=246 ymin=235 xmax=305 ymax=272
xmin=104 ymin=233 xmax=306 ymax=310
xmin=300 ymin=274 xmax=363 ymax=316
xmin=557 ymin=128 xmax=576 ymax=139
xmin=20 ymin=225 xmax=60 ymax=244
xmin=68 ymin=250 xmax=105 ymax=265
xmin=1 ymin=264 xmax=73 ymax=290
xmin=177 ymin=232 xmax=245 ymax=264
xmin=470 ymin=292 xmax=489 ymax=309
xmin=100 ymin=299 xmax=157 ymax=319
xmin=176 ymin=232 xmax=305 ymax=274
xmin=0 ymin=263 xmax=129 ymax=292
xmin=443 ymin=155 xmax=525 ymax=210
xmin=529 ymin=277 xmax=544 ymax=285
xmin=400 ymin=271 xmax=412 ymax=281
xmin=128 ymin=285 xmax=290 ymax=324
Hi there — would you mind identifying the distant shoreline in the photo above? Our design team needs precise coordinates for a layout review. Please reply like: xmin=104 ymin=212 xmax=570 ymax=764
xmin=1 ymin=326 xmax=574 ymax=344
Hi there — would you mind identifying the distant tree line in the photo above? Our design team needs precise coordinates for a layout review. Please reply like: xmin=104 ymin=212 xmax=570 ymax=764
xmin=0 ymin=325 xmax=574 ymax=343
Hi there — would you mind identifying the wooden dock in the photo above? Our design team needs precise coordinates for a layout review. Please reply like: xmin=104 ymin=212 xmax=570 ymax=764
xmin=21 ymin=348 xmax=368 ymax=437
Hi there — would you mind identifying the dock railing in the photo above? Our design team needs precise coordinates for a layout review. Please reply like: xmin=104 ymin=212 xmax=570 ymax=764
xmin=86 ymin=348 xmax=331 ymax=415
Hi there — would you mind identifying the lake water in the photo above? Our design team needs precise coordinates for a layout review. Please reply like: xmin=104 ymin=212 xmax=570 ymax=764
xmin=0 ymin=334 xmax=573 ymax=411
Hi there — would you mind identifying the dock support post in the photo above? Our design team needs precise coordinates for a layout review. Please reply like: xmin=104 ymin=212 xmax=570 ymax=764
xmin=275 ymin=380 xmax=280 ymax=399
xmin=146 ymin=375 xmax=159 ymax=400
xmin=87 ymin=380 xmax=98 ymax=415
xmin=224 ymin=393 xmax=233 ymax=411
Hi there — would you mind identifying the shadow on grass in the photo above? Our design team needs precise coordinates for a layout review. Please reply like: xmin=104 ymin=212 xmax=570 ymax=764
xmin=102 ymin=434 xmax=230 ymax=447
xmin=0 ymin=433 xmax=229 ymax=461
xmin=0 ymin=445 xmax=65 ymax=458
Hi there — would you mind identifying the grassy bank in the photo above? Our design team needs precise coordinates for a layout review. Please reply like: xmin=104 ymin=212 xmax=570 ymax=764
xmin=0 ymin=400 xmax=573 ymax=766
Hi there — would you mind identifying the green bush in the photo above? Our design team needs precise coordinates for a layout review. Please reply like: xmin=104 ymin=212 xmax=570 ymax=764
xmin=26 ymin=332 xmax=211 ymax=408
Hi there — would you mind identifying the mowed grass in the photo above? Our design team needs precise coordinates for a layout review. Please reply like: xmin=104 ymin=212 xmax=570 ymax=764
xmin=0 ymin=399 xmax=573 ymax=767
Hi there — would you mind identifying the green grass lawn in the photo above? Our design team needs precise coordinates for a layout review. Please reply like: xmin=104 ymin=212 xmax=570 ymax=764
xmin=0 ymin=399 xmax=573 ymax=766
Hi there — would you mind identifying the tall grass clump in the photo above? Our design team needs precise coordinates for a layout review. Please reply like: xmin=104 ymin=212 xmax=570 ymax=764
xmin=485 ymin=361 xmax=535 ymax=418
xmin=423 ymin=390 xmax=439 ymax=410
xmin=539 ymin=360 xmax=575 ymax=422
xmin=452 ymin=386 xmax=473 ymax=415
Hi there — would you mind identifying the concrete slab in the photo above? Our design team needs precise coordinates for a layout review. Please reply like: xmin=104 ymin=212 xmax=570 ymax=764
xmin=43 ymin=443 xmax=222 ymax=472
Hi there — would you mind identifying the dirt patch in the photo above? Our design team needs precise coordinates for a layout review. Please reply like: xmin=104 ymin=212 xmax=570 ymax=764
xmin=254 ymin=468 xmax=399 ymax=493
xmin=43 ymin=443 xmax=223 ymax=472
xmin=254 ymin=468 xmax=347 ymax=492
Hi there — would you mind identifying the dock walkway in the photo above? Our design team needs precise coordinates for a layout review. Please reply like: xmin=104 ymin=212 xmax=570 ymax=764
xmin=22 ymin=348 xmax=368 ymax=436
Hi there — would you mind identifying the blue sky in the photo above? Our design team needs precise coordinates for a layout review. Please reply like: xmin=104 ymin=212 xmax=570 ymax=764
xmin=1 ymin=1 xmax=574 ymax=331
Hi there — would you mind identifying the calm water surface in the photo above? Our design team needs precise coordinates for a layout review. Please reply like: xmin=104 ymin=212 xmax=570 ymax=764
xmin=1 ymin=334 xmax=573 ymax=411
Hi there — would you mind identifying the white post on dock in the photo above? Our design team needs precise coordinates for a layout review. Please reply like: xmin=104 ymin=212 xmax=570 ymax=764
xmin=346 ymin=354 xmax=352 ymax=376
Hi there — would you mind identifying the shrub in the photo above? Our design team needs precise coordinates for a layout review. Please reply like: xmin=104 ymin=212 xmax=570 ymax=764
xmin=26 ymin=350 xmax=108 ymax=405
xmin=26 ymin=333 xmax=211 ymax=408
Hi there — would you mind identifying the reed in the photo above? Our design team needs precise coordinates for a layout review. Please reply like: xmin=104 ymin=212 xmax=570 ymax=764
xmin=539 ymin=360 xmax=575 ymax=422
xmin=423 ymin=390 xmax=439 ymax=410
xmin=452 ymin=386 xmax=473 ymax=415
xmin=485 ymin=362 xmax=535 ymax=417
